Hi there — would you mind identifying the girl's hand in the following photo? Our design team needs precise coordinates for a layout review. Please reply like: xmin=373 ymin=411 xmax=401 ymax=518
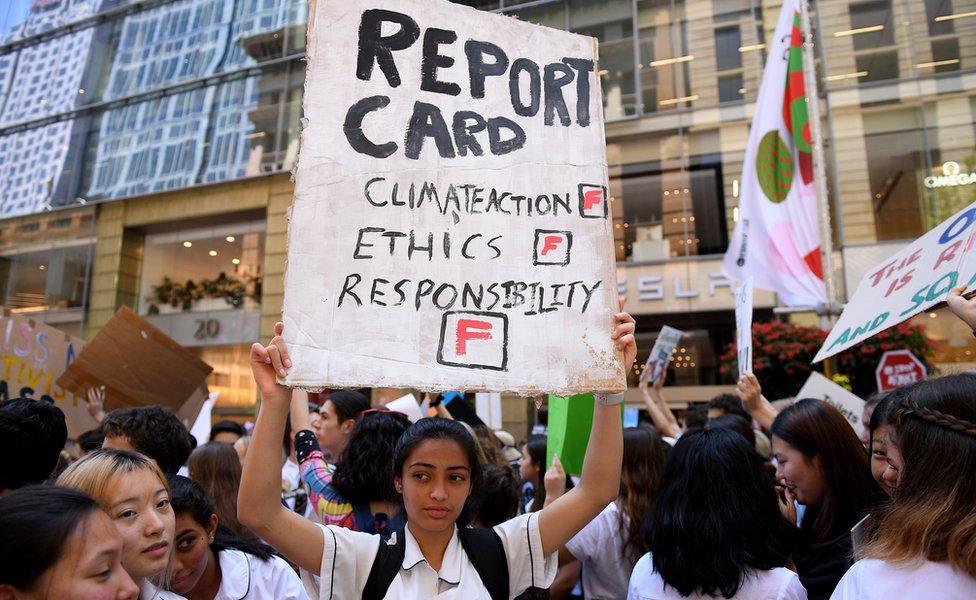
xmin=737 ymin=372 xmax=763 ymax=414
xmin=250 ymin=321 xmax=292 ymax=405
xmin=85 ymin=385 xmax=106 ymax=423
xmin=543 ymin=455 xmax=567 ymax=505
xmin=947 ymin=284 xmax=976 ymax=330
xmin=612 ymin=311 xmax=637 ymax=375
xmin=777 ymin=483 xmax=798 ymax=524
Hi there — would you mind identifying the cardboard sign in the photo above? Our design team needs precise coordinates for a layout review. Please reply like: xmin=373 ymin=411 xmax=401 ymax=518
xmin=57 ymin=307 xmax=212 ymax=414
xmin=475 ymin=391 xmax=503 ymax=430
xmin=815 ymin=201 xmax=976 ymax=362
xmin=281 ymin=0 xmax=621 ymax=396
xmin=385 ymin=393 xmax=424 ymax=423
xmin=735 ymin=277 xmax=754 ymax=376
xmin=0 ymin=308 xmax=95 ymax=438
xmin=875 ymin=350 xmax=926 ymax=392
xmin=795 ymin=371 xmax=865 ymax=431
xmin=640 ymin=326 xmax=683 ymax=385
xmin=546 ymin=393 xmax=595 ymax=476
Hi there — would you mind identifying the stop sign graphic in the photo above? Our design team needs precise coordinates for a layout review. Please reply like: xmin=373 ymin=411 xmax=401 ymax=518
xmin=876 ymin=350 xmax=927 ymax=392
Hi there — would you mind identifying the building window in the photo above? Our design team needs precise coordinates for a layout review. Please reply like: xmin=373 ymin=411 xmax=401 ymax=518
xmin=718 ymin=73 xmax=744 ymax=103
xmin=714 ymin=26 xmax=742 ymax=72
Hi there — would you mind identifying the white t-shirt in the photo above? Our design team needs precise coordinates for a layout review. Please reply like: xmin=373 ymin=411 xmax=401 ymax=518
xmin=565 ymin=502 xmax=632 ymax=599
xmin=831 ymin=558 xmax=976 ymax=600
xmin=315 ymin=512 xmax=557 ymax=599
xmin=628 ymin=553 xmax=806 ymax=600
xmin=140 ymin=581 xmax=185 ymax=600
xmin=215 ymin=549 xmax=309 ymax=600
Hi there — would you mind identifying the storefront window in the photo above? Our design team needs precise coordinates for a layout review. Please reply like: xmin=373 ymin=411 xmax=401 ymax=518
xmin=632 ymin=318 xmax=736 ymax=387
xmin=139 ymin=221 xmax=264 ymax=316
xmin=0 ymin=209 xmax=94 ymax=337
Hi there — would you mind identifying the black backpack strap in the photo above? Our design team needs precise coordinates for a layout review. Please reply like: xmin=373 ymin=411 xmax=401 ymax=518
xmin=458 ymin=527 xmax=510 ymax=600
xmin=362 ymin=529 xmax=406 ymax=600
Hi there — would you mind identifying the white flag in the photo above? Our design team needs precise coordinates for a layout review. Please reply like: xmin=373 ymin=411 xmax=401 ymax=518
xmin=723 ymin=0 xmax=826 ymax=307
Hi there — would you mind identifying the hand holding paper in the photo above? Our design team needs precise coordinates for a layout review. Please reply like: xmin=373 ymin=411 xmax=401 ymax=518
xmin=736 ymin=372 xmax=777 ymax=430
xmin=612 ymin=312 xmax=637 ymax=376
xmin=543 ymin=455 xmax=567 ymax=508
xmin=947 ymin=284 xmax=976 ymax=331
xmin=249 ymin=321 xmax=293 ymax=406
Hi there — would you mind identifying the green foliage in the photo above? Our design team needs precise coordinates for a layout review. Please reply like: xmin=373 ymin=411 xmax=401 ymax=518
xmin=720 ymin=320 xmax=933 ymax=399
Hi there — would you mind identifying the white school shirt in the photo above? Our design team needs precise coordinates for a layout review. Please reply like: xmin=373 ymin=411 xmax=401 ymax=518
xmin=215 ymin=549 xmax=309 ymax=600
xmin=565 ymin=502 xmax=632 ymax=599
xmin=315 ymin=512 xmax=557 ymax=599
xmin=830 ymin=558 xmax=976 ymax=600
xmin=140 ymin=581 xmax=185 ymax=600
xmin=627 ymin=553 xmax=806 ymax=600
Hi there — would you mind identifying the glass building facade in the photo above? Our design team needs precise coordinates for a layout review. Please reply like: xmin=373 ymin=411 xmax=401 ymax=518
xmin=1 ymin=0 xmax=974 ymax=403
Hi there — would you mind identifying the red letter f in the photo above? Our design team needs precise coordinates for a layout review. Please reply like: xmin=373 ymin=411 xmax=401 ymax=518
xmin=541 ymin=235 xmax=562 ymax=256
xmin=456 ymin=319 xmax=492 ymax=356
xmin=583 ymin=189 xmax=602 ymax=211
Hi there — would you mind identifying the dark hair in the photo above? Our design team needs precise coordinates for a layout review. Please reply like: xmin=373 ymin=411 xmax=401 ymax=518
xmin=644 ymin=428 xmax=797 ymax=598
xmin=78 ymin=428 xmax=105 ymax=454
xmin=0 ymin=485 xmax=101 ymax=590
xmin=332 ymin=410 xmax=411 ymax=503
xmin=619 ymin=427 xmax=666 ymax=564
xmin=188 ymin=442 xmax=247 ymax=537
xmin=472 ymin=424 xmax=506 ymax=466
xmin=209 ymin=420 xmax=245 ymax=441
xmin=167 ymin=475 xmax=274 ymax=561
xmin=476 ymin=464 xmax=521 ymax=527
xmin=771 ymin=399 xmax=880 ymax=544
xmin=868 ymin=395 xmax=893 ymax=443
xmin=101 ymin=405 xmax=192 ymax=475
xmin=683 ymin=405 xmax=708 ymax=431
xmin=328 ymin=390 xmax=371 ymax=423
xmin=707 ymin=394 xmax=751 ymax=421
xmin=0 ymin=399 xmax=68 ymax=491
xmin=393 ymin=418 xmax=483 ymax=527
xmin=707 ymin=414 xmax=756 ymax=448
xmin=863 ymin=374 xmax=976 ymax=576
xmin=524 ymin=434 xmax=548 ymax=512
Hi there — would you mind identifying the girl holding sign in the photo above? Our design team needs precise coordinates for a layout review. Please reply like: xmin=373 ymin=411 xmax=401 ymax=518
xmin=239 ymin=315 xmax=635 ymax=599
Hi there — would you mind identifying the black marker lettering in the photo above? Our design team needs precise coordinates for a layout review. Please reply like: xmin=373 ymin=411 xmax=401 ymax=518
xmin=562 ymin=57 xmax=594 ymax=126
xmin=452 ymin=111 xmax=487 ymax=157
xmin=338 ymin=274 xmax=363 ymax=307
xmin=509 ymin=58 xmax=541 ymax=117
xmin=344 ymin=96 xmax=396 ymax=158
xmin=488 ymin=116 xmax=526 ymax=155
xmin=405 ymin=101 xmax=456 ymax=159
xmin=421 ymin=28 xmax=461 ymax=96
xmin=543 ymin=63 xmax=574 ymax=126
xmin=353 ymin=227 xmax=384 ymax=259
xmin=465 ymin=40 xmax=509 ymax=99
xmin=357 ymin=9 xmax=420 ymax=87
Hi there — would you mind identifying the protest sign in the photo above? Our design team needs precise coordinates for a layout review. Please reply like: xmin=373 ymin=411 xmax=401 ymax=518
xmin=815 ymin=201 xmax=976 ymax=362
xmin=475 ymin=391 xmax=503 ymax=430
xmin=0 ymin=308 xmax=94 ymax=438
xmin=640 ymin=326 xmax=683 ymax=385
xmin=58 ymin=307 xmax=213 ymax=414
xmin=875 ymin=350 xmax=926 ymax=393
xmin=281 ymin=0 xmax=621 ymax=396
xmin=735 ymin=277 xmax=754 ymax=376
xmin=547 ymin=392 xmax=623 ymax=474
xmin=385 ymin=393 xmax=424 ymax=423
xmin=795 ymin=371 xmax=865 ymax=431
xmin=623 ymin=406 xmax=639 ymax=428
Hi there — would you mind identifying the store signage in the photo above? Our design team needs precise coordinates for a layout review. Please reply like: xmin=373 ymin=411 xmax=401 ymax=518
xmin=144 ymin=309 xmax=260 ymax=348
xmin=875 ymin=350 xmax=926 ymax=392
xmin=924 ymin=161 xmax=976 ymax=189
xmin=815 ymin=200 xmax=976 ymax=362
xmin=282 ymin=0 xmax=618 ymax=395
xmin=616 ymin=259 xmax=778 ymax=315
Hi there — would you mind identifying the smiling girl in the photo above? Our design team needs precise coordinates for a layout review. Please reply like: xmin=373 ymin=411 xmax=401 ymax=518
xmin=57 ymin=449 xmax=185 ymax=600
xmin=165 ymin=476 xmax=307 ymax=600
xmin=238 ymin=313 xmax=635 ymax=599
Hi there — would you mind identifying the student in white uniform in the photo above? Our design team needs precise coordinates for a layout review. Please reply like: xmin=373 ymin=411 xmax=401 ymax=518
xmin=57 ymin=449 xmax=187 ymax=600
xmin=239 ymin=314 xmax=637 ymax=599
xmin=166 ymin=475 xmax=308 ymax=600
xmin=832 ymin=373 xmax=976 ymax=600
xmin=628 ymin=428 xmax=806 ymax=600
xmin=562 ymin=426 xmax=667 ymax=599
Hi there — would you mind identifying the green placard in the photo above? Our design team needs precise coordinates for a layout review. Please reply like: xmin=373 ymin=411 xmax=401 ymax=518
xmin=546 ymin=394 xmax=623 ymax=476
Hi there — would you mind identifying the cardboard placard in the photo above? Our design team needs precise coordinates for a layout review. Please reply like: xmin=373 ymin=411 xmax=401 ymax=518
xmin=281 ymin=0 xmax=621 ymax=396
xmin=795 ymin=371 xmax=865 ymax=431
xmin=546 ymin=393 xmax=623 ymax=475
xmin=735 ymin=277 xmax=754 ymax=376
xmin=384 ymin=393 xmax=424 ymax=423
xmin=57 ymin=307 xmax=212 ymax=414
xmin=0 ymin=308 xmax=95 ymax=438
xmin=815 ymin=201 xmax=976 ymax=362
xmin=640 ymin=326 xmax=683 ymax=385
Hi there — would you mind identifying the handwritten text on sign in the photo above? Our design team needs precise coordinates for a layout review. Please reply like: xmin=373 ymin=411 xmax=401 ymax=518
xmin=281 ymin=0 xmax=621 ymax=395
xmin=815 ymin=201 xmax=976 ymax=362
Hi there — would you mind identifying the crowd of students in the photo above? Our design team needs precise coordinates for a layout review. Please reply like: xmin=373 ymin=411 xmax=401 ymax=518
xmin=0 ymin=287 xmax=975 ymax=599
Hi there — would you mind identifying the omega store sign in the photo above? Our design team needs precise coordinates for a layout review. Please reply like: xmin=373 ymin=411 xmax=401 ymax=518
xmin=617 ymin=258 xmax=777 ymax=315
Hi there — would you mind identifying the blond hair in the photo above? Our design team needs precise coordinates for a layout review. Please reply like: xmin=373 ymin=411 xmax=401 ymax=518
xmin=57 ymin=448 xmax=168 ymax=508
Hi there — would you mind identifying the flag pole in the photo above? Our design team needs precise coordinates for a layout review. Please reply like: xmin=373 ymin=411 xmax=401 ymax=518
xmin=799 ymin=0 xmax=837 ymax=329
